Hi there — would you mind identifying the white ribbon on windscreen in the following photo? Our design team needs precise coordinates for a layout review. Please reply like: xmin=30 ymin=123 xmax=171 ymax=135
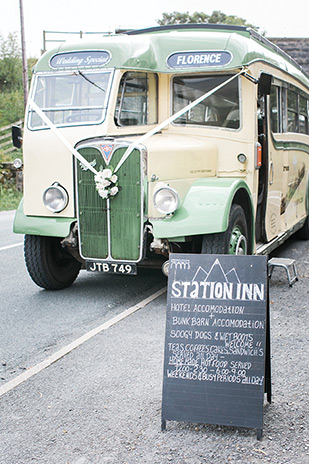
xmin=28 ymin=69 xmax=244 ymax=176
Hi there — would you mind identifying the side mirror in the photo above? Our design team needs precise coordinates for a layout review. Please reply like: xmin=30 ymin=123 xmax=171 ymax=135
xmin=258 ymin=73 xmax=272 ymax=96
xmin=12 ymin=125 xmax=23 ymax=149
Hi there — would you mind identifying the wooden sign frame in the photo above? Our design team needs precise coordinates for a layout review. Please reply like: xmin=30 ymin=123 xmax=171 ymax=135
xmin=161 ymin=254 xmax=271 ymax=440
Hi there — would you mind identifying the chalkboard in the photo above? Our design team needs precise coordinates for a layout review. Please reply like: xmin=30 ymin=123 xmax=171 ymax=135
xmin=161 ymin=254 xmax=270 ymax=439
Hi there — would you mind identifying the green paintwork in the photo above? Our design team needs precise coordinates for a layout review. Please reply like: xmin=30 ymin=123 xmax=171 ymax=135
xmin=110 ymin=147 xmax=142 ymax=260
xmin=151 ymin=178 xmax=253 ymax=239
xmin=76 ymin=147 xmax=109 ymax=258
xmin=13 ymin=198 xmax=76 ymax=237
xmin=77 ymin=145 xmax=142 ymax=260
xmin=271 ymin=134 xmax=309 ymax=154
xmin=34 ymin=25 xmax=309 ymax=87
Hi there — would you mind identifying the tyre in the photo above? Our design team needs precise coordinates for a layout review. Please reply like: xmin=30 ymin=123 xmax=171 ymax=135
xmin=24 ymin=235 xmax=81 ymax=290
xmin=201 ymin=204 xmax=249 ymax=255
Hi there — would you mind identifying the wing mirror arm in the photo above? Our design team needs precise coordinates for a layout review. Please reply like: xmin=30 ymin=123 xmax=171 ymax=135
xmin=242 ymin=70 xmax=273 ymax=96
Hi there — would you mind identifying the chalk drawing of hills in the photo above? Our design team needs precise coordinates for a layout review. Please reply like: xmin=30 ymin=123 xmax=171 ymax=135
xmin=225 ymin=268 xmax=240 ymax=283
xmin=192 ymin=258 xmax=240 ymax=283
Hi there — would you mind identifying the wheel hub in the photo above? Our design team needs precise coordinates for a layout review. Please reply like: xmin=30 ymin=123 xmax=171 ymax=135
xmin=229 ymin=226 xmax=247 ymax=255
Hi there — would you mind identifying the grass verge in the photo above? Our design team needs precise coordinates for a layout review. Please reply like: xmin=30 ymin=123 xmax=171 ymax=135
xmin=0 ymin=186 xmax=22 ymax=211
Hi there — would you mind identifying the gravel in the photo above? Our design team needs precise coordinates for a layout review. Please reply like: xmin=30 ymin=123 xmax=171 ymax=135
xmin=0 ymin=237 xmax=308 ymax=464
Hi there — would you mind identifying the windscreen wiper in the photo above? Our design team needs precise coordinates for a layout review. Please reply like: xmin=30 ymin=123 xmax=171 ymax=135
xmin=77 ymin=71 xmax=106 ymax=93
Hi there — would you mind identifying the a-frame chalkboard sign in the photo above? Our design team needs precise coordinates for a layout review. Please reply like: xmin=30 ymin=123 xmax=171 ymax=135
xmin=161 ymin=254 xmax=271 ymax=440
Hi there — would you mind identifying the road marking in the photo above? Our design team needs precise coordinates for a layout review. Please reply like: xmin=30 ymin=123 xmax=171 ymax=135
xmin=0 ymin=242 xmax=23 ymax=252
xmin=0 ymin=287 xmax=166 ymax=398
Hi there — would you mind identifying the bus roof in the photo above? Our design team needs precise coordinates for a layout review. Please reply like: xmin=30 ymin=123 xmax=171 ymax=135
xmin=35 ymin=24 xmax=309 ymax=87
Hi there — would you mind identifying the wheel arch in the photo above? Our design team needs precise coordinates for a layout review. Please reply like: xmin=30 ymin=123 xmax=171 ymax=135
xmin=151 ymin=178 xmax=255 ymax=253
xmin=13 ymin=197 xmax=76 ymax=237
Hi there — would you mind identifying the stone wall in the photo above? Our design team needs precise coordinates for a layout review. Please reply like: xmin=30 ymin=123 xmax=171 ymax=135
xmin=268 ymin=38 xmax=309 ymax=74
xmin=0 ymin=162 xmax=23 ymax=192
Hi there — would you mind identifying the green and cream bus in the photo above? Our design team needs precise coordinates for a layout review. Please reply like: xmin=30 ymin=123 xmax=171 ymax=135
xmin=13 ymin=24 xmax=309 ymax=289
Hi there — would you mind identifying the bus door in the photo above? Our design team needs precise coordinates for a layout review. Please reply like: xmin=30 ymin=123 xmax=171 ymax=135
xmin=264 ymin=83 xmax=286 ymax=241
xmin=256 ymin=75 xmax=285 ymax=243
xmin=255 ymin=89 xmax=269 ymax=244
xmin=259 ymin=75 xmax=288 ymax=242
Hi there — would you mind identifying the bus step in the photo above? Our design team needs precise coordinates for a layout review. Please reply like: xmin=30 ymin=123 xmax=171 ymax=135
xmin=268 ymin=257 xmax=298 ymax=287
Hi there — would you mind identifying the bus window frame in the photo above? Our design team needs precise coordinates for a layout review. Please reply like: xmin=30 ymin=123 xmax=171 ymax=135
xmin=114 ymin=71 xmax=159 ymax=127
xmin=270 ymin=78 xmax=309 ymax=136
xmin=170 ymin=72 xmax=242 ymax=131
xmin=270 ymin=84 xmax=281 ymax=134
xmin=27 ymin=68 xmax=115 ymax=131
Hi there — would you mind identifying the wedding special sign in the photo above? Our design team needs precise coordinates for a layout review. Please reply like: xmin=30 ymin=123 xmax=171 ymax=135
xmin=161 ymin=254 xmax=270 ymax=439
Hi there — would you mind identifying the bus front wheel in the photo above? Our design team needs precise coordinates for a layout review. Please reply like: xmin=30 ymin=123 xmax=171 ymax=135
xmin=24 ymin=235 xmax=81 ymax=290
xmin=201 ymin=204 xmax=249 ymax=255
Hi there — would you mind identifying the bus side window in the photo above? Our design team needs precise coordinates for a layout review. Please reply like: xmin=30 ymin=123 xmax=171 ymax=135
xmin=299 ymin=95 xmax=309 ymax=134
xmin=281 ymin=85 xmax=309 ymax=135
xmin=115 ymin=72 xmax=158 ymax=126
xmin=270 ymin=86 xmax=280 ymax=133
xmin=172 ymin=74 xmax=240 ymax=129
xmin=287 ymin=88 xmax=298 ymax=132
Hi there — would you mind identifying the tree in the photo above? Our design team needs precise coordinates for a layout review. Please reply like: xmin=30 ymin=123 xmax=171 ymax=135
xmin=0 ymin=32 xmax=23 ymax=92
xmin=157 ymin=10 xmax=257 ymax=30
xmin=0 ymin=33 xmax=37 ymax=126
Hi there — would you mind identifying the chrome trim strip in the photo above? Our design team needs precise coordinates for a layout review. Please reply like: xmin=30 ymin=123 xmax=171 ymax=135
xmin=106 ymin=198 xmax=112 ymax=259
xmin=75 ymin=140 xmax=145 ymax=263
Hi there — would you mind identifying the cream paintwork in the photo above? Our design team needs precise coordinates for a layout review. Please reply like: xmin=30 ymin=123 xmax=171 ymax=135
xmin=249 ymin=62 xmax=308 ymax=241
xmin=271 ymin=132 xmax=308 ymax=232
xmin=146 ymin=133 xmax=217 ymax=218
xmin=22 ymin=122 xmax=109 ymax=217
xmin=22 ymin=64 xmax=308 ymax=250
xmin=147 ymin=133 xmax=217 ymax=180
xmin=23 ymin=71 xmax=256 ymax=219
xmin=22 ymin=69 xmax=142 ymax=217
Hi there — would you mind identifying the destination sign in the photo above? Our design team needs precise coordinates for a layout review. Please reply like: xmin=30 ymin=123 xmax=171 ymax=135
xmin=167 ymin=50 xmax=232 ymax=69
xmin=50 ymin=51 xmax=111 ymax=69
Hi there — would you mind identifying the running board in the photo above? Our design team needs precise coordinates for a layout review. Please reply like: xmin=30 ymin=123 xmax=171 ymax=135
xmin=256 ymin=218 xmax=305 ymax=256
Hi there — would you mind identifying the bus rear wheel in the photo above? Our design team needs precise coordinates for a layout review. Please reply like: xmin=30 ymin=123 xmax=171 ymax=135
xmin=297 ymin=215 xmax=309 ymax=240
xmin=201 ymin=204 xmax=248 ymax=255
xmin=24 ymin=235 xmax=81 ymax=290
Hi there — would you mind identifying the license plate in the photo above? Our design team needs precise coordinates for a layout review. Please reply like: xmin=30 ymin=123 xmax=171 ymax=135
xmin=86 ymin=261 xmax=137 ymax=275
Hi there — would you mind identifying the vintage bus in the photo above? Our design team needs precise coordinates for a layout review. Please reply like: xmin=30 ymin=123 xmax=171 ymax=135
xmin=13 ymin=24 xmax=309 ymax=289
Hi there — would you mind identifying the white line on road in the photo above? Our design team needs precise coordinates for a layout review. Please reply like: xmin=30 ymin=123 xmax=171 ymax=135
xmin=0 ymin=287 xmax=167 ymax=398
xmin=0 ymin=242 xmax=23 ymax=252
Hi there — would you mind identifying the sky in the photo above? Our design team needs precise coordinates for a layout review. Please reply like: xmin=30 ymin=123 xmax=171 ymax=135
xmin=1 ymin=0 xmax=309 ymax=57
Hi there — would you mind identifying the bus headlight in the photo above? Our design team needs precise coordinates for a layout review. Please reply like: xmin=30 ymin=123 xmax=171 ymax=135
xmin=153 ymin=186 xmax=179 ymax=215
xmin=43 ymin=183 xmax=68 ymax=213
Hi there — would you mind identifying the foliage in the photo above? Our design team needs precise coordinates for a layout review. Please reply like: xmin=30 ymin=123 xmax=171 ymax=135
xmin=0 ymin=33 xmax=37 ymax=126
xmin=0 ymin=184 xmax=23 ymax=211
xmin=157 ymin=10 xmax=258 ymax=30
xmin=0 ymin=32 xmax=23 ymax=92
xmin=0 ymin=165 xmax=16 ymax=188
xmin=0 ymin=90 xmax=24 ymax=127
xmin=0 ymin=161 xmax=23 ymax=211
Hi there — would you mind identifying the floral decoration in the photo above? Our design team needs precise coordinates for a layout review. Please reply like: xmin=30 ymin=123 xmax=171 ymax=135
xmin=94 ymin=167 xmax=119 ymax=199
